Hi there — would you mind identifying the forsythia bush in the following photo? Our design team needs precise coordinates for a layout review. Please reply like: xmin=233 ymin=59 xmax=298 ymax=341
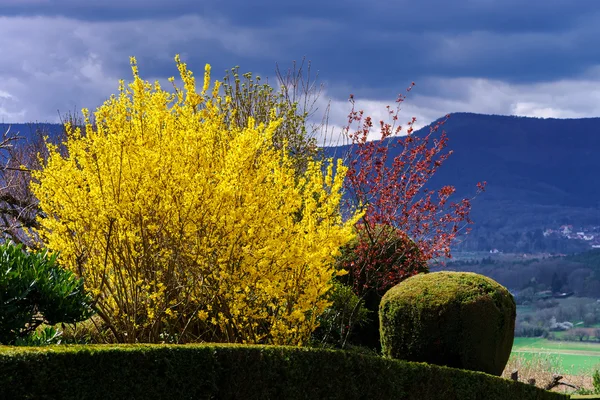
xmin=30 ymin=56 xmax=359 ymax=345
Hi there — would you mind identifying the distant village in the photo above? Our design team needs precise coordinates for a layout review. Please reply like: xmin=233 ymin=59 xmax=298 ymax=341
xmin=486 ymin=224 xmax=600 ymax=255
xmin=544 ymin=225 xmax=600 ymax=249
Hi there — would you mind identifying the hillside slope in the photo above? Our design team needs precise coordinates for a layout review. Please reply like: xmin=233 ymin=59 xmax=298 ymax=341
xmin=326 ymin=113 xmax=600 ymax=251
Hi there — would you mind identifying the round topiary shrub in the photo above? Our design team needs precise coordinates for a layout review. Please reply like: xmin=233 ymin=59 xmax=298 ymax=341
xmin=379 ymin=271 xmax=516 ymax=376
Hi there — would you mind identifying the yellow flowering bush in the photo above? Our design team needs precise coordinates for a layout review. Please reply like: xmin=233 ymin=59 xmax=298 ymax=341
xmin=30 ymin=56 xmax=359 ymax=345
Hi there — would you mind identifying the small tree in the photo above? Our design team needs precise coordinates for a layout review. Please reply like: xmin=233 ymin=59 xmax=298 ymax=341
xmin=567 ymin=328 xmax=589 ymax=342
xmin=551 ymin=272 xmax=563 ymax=294
xmin=0 ymin=127 xmax=42 ymax=246
xmin=0 ymin=112 xmax=83 ymax=248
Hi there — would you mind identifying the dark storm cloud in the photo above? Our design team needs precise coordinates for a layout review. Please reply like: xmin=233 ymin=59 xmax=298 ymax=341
xmin=1 ymin=0 xmax=600 ymax=128
xmin=2 ymin=0 xmax=599 ymax=91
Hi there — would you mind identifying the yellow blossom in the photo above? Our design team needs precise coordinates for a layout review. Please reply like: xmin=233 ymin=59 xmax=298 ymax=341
xmin=30 ymin=55 xmax=360 ymax=345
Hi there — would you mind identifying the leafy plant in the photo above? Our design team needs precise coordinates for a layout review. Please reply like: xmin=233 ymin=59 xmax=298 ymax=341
xmin=593 ymin=369 xmax=600 ymax=393
xmin=0 ymin=242 xmax=94 ymax=344
xmin=572 ymin=369 xmax=600 ymax=395
xmin=342 ymin=92 xmax=485 ymax=285
xmin=217 ymin=60 xmax=324 ymax=175
xmin=334 ymin=224 xmax=428 ymax=350
xmin=332 ymin=90 xmax=486 ymax=350
xmin=337 ymin=223 xmax=428 ymax=297
xmin=311 ymin=281 xmax=370 ymax=349
xmin=13 ymin=326 xmax=62 ymax=346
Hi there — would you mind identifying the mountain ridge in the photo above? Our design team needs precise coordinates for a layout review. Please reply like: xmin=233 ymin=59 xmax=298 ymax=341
xmin=325 ymin=112 xmax=600 ymax=251
xmin=3 ymin=113 xmax=600 ymax=251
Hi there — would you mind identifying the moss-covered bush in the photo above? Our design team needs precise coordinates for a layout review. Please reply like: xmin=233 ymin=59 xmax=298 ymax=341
xmin=379 ymin=271 xmax=516 ymax=376
xmin=0 ymin=344 xmax=564 ymax=399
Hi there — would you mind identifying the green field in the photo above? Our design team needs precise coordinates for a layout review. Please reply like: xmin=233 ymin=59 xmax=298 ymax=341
xmin=511 ymin=337 xmax=600 ymax=375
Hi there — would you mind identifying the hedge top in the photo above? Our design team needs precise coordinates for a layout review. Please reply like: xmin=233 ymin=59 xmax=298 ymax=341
xmin=0 ymin=343 xmax=565 ymax=400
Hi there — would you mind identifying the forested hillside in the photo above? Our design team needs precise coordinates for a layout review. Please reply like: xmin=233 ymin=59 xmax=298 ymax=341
xmin=327 ymin=113 xmax=600 ymax=253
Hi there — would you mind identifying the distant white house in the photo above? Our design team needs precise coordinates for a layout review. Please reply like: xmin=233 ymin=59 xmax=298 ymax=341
xmin=549 ymin=316 xmax=573 ymax=331
xmin=560 ymin=225 xmax=573 ymax=235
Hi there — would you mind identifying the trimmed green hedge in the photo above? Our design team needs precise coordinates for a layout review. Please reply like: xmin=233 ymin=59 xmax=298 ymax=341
xmin=0 ymin=344 xmax=566 ymax=400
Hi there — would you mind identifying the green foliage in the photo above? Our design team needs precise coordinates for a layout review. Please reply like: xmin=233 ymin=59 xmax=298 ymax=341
xmin=0 ymin=242 xmax=95 ymax=344
xmin=379 ymin=271 xmax=516 ymax=376
xmin=567 ymin=249 xmax=600 ymax=268
xmin=574 ymin=370 xmax=600 ymax=396
xmin=311 ymin=281 xmax=370 ymax=349
xmin=13 ymin=326 xmax=62 ymax=346
xmin=0 ymin=344 xmax=568 ymax=400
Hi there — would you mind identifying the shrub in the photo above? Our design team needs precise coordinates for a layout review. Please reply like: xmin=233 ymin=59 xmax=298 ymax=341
xmin=338 ymin=94 xmax=484 ymax=350
xmin=30 ymin=56 xmax=360 ymax=345
xmin=341 ymin=97 xmax=485 ymax=285
xmin=0 ymin=344 xmax=568 ymax=400
xmin=514 ymin=322 xmax=548 ymax=338
xmin=217 ymin=63 xmax=322 ymax=175
xmin=0 ymin=242 xmax=94 ymax=344
xmin=310 ymin=281 xmax=370 ymax=349
xmin=336 ymin=224 xmax=428 ymax=297
xmin=13 ymin=326 xmax=62 ymax=346
xmin=379 ymin=271 xmax=516 ymax=376
xmin=593 ymin=369 xmax=600 ymax=393
xmin=335 ymin=223 xmax=427 ymax=350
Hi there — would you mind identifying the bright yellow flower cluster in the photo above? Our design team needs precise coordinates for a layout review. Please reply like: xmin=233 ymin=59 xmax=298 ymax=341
xmin=30 ymin=56 xmax=359 ymax=345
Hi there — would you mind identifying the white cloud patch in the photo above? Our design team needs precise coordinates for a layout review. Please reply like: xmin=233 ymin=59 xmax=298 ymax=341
xmin=312 ymin=73 xmax=600 ymax=145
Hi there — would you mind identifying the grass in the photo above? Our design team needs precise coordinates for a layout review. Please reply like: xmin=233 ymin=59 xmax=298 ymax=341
xmin=504 ymin=337 xmax=600 ymax=394
xmin=511 ymin=337 xmax=600 ymax=375
xmin=502 ymin=351 xmax=594 ymax=395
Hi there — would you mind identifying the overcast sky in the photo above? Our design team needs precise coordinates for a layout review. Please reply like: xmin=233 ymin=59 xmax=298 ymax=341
xmin=2 ymin=0 xmax=600 ymax=142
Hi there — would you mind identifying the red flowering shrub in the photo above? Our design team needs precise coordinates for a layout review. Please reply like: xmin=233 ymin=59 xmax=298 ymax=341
xmin=333 ymin=86 xmax=486 ymax=350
